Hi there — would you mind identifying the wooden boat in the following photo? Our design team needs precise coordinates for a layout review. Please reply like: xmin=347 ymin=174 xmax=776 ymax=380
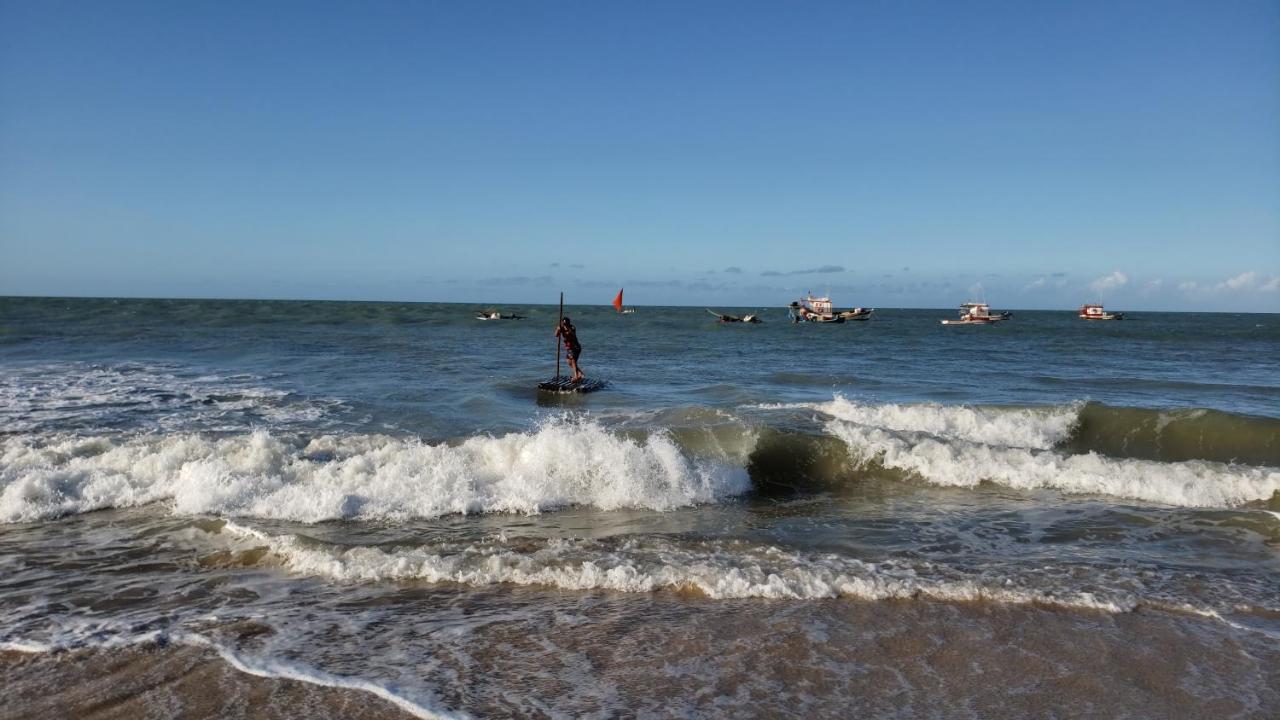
xmin=612 ymin=289 xmax=635 ymax=314
xmin=940 ymin=303 xmax=1011 ymax=325
xmin=475 ymin=311 xmax=525 ymax=320
xmin=708 ymin=309 xmax=762 ymax=324
xmin=537 ymin=377 xmax=608 ymax=393
xmin=789 ymin=294 xmax=871 ymax=323
xmin=1079 ymin=304 xmax=1123 ymax=320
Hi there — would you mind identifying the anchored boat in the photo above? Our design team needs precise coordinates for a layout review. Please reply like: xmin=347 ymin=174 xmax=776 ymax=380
xmin=476 ymin=310 xmax=525 ymax=320
xmin=708 ymin=309 xmax=762 ymax=324
xmin=1079 ymin=304 xmax=1123 ymax=320
xmin=789 ymin=294 xmax=874 ymax=323
xmin=611 ymin=289 xmax=636 ymax=314
xmin=940 ymin=302 xmax=1011 ymax=325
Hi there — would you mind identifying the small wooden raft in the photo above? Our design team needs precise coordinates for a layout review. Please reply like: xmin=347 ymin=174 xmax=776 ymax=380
xmin=537 ymin=377 xmax=608 ymax=394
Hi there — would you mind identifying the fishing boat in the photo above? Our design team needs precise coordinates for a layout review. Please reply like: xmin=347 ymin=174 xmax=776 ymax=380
xmin=1079 ymin=304 xmax=1123 ymax=320
xmin=940 ymin=302 xmax=1011 ymax=325
xmin=707 ymin=309 xmax=762 ymax=324
xmin=788 ymin=294 xmax=872 ymax=323
xmin=475 ymin=310 xmax=525 ymax=320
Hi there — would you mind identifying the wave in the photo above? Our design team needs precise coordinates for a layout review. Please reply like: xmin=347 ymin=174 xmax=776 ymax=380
xmin=220 ymin=522 xmax=1139 ymax=613
xmin=767 ymin=397 xmax=1081 ymax=450
xmin=757 ymin=396 xmax=1279 ymax=507
xmin=775 ymin=396 xmax=1280 ymax=467
xmin=1068 ymin=403 xmax=1280 ymax=466
xmin=0 ymin=420 xmax=749 ymax=523
xmin=4 ymin=397 xmax=1277 ymax=523
xmin=824 ymin=420 xmax=1279 ymax=508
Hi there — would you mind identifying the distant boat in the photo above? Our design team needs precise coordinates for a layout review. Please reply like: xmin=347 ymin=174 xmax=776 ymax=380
xmin=707 ymin=309 xmax=761 ymax=324
xmin=940 ymin=302 xmax=1011 ymax=325
xmin=788 ymin=293 xmax=873 ymax=323
xmin=612 ymin=288 xmax=635 ymax=314
xmin=475 ymin=310 xmax=525 ymax=321
xmin=1079 ymin=304 xmax=1123 ymax=320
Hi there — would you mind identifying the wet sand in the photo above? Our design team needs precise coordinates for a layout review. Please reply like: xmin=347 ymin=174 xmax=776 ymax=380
xmin=0 ymin=646 xmax=417 ymax=720
xmin=4 ymin=599 xmax=1276 ymax=719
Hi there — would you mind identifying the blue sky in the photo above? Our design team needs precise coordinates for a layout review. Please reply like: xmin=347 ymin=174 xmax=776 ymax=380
xmin=1 ymin=0 xmax=1276 ymax=310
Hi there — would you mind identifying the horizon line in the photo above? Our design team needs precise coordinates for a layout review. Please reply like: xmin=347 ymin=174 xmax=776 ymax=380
xmin=1 ymin=293 xmax=1276 ymax=315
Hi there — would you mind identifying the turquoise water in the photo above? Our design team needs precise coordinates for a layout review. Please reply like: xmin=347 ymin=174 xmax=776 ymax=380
xmin=2 ymin=297 xmax=1278 ymax=717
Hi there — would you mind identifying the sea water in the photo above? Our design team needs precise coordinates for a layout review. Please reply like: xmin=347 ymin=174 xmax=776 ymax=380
xmin=2 ymin=297 xmax=1278 ymax=717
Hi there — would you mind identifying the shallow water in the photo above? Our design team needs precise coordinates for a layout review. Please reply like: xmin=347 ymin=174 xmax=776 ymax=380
xmin=2 ymin=297 xmax=1278 ymax=717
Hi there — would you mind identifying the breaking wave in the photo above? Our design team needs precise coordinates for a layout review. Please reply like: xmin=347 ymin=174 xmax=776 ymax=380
xmin=1068 ymin=403 xmax=1280 ymax=466
xmin=778 ymin=396 xmax=1081 ymax=450
xmin=769 ymin=396 xmax=1280 ymax=466
xmin=780 ymin=396 xmax=1279 ymax=508
xmin=4 ymin=395 xmax=1277 ymax=523
xmin=825 ymin=420 xmax=1279 ymax=507
xmin=0 ymin=419 xmax=748 ymax=524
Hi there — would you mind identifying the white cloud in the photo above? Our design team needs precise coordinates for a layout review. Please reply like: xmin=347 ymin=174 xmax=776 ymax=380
xmin=1178 ymin=280 xmax=1199 ymax=292
xmin=1023 ymin=276 xmax=1047 ymax=291
xmin=1217 ymin=271 xmax=1258 ymax=291
xmin=1089 ymin=271 xmax=1128 ymax=295
xmin=1261 ymin=276 xmax=1280 ymax=292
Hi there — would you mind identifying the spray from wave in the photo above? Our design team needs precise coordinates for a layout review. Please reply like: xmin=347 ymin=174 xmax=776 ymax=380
xmin=776 ymin=396 xmax=1280 ymax=465
xmin=0 ymin=419 xmax=749 ymax=523
xmin=783 ymin=396 xmax=1082 ymax=450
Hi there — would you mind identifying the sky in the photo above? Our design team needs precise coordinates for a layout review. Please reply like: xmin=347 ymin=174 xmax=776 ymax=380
xmin=1 ymin=0 xmax=1277 ymax=311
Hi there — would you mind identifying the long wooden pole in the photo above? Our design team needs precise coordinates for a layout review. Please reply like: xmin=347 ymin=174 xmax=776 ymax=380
xmin=555 ymin=292 xmax=564 ymax=379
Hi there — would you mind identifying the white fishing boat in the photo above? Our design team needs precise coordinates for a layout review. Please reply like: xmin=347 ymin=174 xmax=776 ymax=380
xmin=789 ymin=294 xmax=873 ymax=324
xmin=940 ymin=302 xmax=1011 ymax=325
xmin=1079 ymin=304 xmax=1123 ymax=320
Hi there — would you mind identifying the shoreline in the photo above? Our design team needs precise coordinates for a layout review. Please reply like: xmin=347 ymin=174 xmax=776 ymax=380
xmin=0 ymin=644 xmax=424 ymax=720
xmin=4 ymin=599 xmax=1278 ymax=719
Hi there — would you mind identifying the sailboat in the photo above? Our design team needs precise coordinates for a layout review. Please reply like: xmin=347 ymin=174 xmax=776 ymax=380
xmin=612 ymin=288 xmax=635 ymax=314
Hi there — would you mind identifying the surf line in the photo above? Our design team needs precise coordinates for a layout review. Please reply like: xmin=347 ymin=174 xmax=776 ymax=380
xmin=1 ymin=630 xmax=459 ymax=720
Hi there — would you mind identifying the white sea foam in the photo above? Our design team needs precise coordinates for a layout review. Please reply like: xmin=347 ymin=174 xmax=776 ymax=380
xmin=764 ymin=396 xmax=1081 ymax=450
xmin=0 ymin=420 xmax=749 ymax=523
xmin=0 ymin=625 xmax=456 ymax=720
xmin=220 ymin=522 xmax=1132 ymax=613
xmin=177 ymin=631 xmax=457 ymax=720
xmin=825 ymin=420 xmax=1280 ymax=508
xmin=0 ymin=361 xmax=342 ymax=432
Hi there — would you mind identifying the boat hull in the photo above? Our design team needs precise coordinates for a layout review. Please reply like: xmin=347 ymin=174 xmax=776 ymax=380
xmin=940 ymin=312 xmax=1011 ymax=325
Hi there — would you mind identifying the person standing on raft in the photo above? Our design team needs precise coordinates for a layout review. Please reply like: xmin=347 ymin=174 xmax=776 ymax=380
xmin=555 ymin=317 xmax=584 ymax=382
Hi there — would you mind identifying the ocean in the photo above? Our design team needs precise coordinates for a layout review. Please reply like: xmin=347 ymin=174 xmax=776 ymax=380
xmin=2 ymin=296 xmax=1278 ymax=718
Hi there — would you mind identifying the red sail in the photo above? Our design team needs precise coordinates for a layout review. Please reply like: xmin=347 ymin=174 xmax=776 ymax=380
xmin=612 ymin=289 xmax=624 ymax=312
